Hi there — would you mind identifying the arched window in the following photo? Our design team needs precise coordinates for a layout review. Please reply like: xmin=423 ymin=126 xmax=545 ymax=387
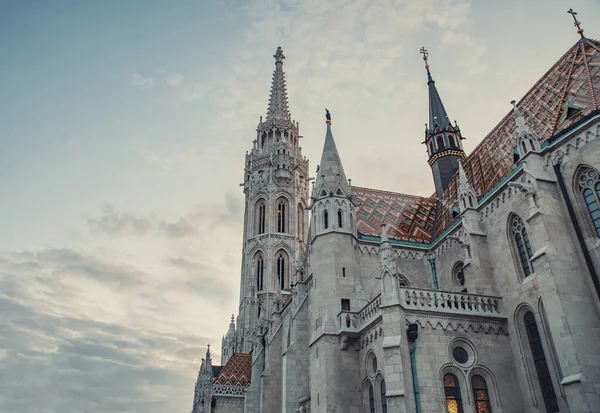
xmin=524 ymin=311 xmax=559 ymax=413
xmin=277 ymin=199 xmax=287 ymax=233
xmin=323 ymin=210 xmax=329 ymax=229
xmin=444 ymin=373 xmax=464 ymax=413
xmin=276 ymin=252 xmax=287 ymax=290
xmin=452 ymin=262 xmax=467 ymax=292
xmin=337 ymin=210 xmax=343 ymax=228
xmin=256 ymin=254 xmax=264 ymax=291
xmin=437 ymin=135 xmax=446 ymax=151
xmin=256 ymin=200 xmax=266 ymax=235
xmin=471 ymin=375 xmax=492 ymax=413
xmin=380 ymin=380 xmax=387 ymax=413
xmin=510 ymin=215 xmax=534 ymax=277
xmin=577 ymin=167 xmax=600 ymax=236
xmin=297 ymin=204 xmax=304 ymax=240
xmin=368 ymin=383 xmax=375 ymax=413
xmin=449 ymin=135 xmax=456 ymax=148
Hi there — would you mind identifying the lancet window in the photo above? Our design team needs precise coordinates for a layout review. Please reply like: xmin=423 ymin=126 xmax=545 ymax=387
xmin=578 ymin=167 xmax=600 ymax=236
xmin=471 ymin=375 xmax=492 ymax=413
xmin=380 ymin=380 xmax=387 ymax=413
xmin=524 ymin=311 xmax=559 ymax=413
xmin=337 ymin=210 xmax=343 ymax=229
xmin=276 ymin=251 xmax=287 ymax=290
xmin=323 ymin=210 xmax=329 ymax=229
xmin=277 ymin=198 xmax=288 ymax=233
xmin=368 ymin=383 xmax=375 ymax=413
xmin=444 ymin=373 xmax=464 ymax=413
xmin=255 ymin=253 xmax=264 ymax=291
xmin=510 ymin=215 xmax=534 ymax=277
xmin=256 ymin=200 xmax=266 ymax=235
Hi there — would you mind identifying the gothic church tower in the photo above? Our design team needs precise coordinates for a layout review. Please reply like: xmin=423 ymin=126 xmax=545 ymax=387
xmin=233 ymin=47 xmax=310 ymax=357
xmin=421 ymin=49 xmax=466 ymax=198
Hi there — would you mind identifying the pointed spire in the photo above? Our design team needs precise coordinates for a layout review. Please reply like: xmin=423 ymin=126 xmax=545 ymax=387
xmin=458 ymin=160 xmax=477 ymax=211
xmin=266 ymin=47 xmax=291 ymax=121
xmin=420 ymin=48 xmax=450 ymax=130
xmin=511 ymin=100 xmax=541 ymax=156
xmin=314 ymin=110 xmax=350 ymax=196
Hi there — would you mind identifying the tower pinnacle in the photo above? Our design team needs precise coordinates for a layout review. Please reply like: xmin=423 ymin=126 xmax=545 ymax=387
xmin=314 ymin=116 xmax=350 ymax=197
xmin=266 ymin=47 xmax=291 ymax=121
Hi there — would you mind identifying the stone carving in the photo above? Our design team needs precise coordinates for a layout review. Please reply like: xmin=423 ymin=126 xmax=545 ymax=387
xmin=551 ymin=149 xmax=565 ymax=166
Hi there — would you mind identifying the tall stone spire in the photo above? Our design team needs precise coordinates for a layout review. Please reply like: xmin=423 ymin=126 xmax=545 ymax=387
xmin=266 ymin=47 xmax=291 ymax=121
xmin=313 ymin=110 xmax=350 ymax=198
xmin=419 ymin=47 xmax=466 ymax=198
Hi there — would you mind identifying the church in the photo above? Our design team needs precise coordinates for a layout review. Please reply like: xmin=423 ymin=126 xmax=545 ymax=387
xmin=191 ymin=15 xmax=600 ymax=413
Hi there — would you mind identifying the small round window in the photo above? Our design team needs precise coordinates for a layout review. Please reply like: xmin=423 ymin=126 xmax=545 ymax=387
xmin=452 ymin=347 xmax=468 ymax=364
xmin=452 ymin=262 xmax=466 ymax=288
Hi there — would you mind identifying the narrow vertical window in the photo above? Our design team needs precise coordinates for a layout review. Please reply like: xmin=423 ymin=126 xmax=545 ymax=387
xmin=297 ymin=204 xmax=304 ymax=240
xmin=256 ymin=201 xmax=266 ymax=235
xmin=510 ymin=215 xmax=534 ymax=277
xmin=437 ymin=135 xmax=446 ymax=151
xmin=471 ymin=375 xmax=492 ymax=413
xmin=277 ymin=252 xmax=286 ymax=290
xmin=524 ymin=311 xmax=559 ymax=413
xmin=323 ymin=210 xmax=329 ymax=229
xmin=337 ymin=210 xmax=343 ymax=228
xmin=444 ymin=373 xmax=464 ymax=413
xmin=380 ymin=380 xmax=387 ymax=413
xmin=256 ymin=255 xmax=264 ymax=291
xmin=277 ymin=200 xmax=286 ymax=233
xmin=368 ymin=383 xmax=375 ymax=413
xmin=578 ymin=167 xmax=600 ymax=236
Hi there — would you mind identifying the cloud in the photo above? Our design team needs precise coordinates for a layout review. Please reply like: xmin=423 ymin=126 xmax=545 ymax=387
xmin=0 ymin=245 xmax=229 ymax=412
xmin=166 ymin=73 xmax=185 ymax=88
xmin=86 ymin=204 xmax=153 ymax=236
xmin=130 ymin=73 xmax=156 ymax=90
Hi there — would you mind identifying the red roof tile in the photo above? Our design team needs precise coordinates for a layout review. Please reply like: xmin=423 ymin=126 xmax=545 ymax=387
xmin=353 ymin=186 xmax=436 ymax=243
xmin=434 ymin=38 xmax=600 ymax=237
xmin=214 ymin=353 xmax=252 ymax=387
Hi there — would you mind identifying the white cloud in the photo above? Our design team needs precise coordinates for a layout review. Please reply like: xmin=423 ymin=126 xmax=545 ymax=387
xmin=130 ymin=73 xmax=156 ymax=90
xmin=166 ymin=73 xmax=185 ymax=88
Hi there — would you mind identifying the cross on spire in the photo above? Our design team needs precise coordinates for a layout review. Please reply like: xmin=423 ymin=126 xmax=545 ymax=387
xmin=420 ymin=47 xmax=429 ymax=70
xmin=567 ymin=8 xmax=584 ymax=38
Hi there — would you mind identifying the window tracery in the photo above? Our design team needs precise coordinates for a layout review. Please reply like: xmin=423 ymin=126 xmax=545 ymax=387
xmin=577 ymin=167 xmax=600 ymax=236
xmin=510 ymin=215 xmax=534 ymax=277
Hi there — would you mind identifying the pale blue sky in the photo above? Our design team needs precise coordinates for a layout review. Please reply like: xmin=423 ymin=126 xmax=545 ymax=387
xmin=1 ymin=0 xmax=599 ymax=412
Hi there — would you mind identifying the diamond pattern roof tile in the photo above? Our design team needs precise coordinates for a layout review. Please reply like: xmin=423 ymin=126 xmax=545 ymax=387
xmin=213 ymin=353 xmax=252 ymax=387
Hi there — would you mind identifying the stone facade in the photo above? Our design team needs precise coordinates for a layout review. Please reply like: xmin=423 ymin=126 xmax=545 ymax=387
xmin=191 ymin=36 xmax=600 ymax=413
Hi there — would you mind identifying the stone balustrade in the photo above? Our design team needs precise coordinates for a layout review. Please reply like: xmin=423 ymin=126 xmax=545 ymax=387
xmin=358 ymin=294 xmax=382 ymax=328
xmin=399 ymin=287 xmax=503 ymax=318
xmin=337 ymin=310 xmax=359 ymax=332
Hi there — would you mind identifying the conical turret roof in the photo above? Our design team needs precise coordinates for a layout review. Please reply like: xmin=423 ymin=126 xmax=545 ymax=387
xmin=315 ymin=120 xmax=349 ymax=196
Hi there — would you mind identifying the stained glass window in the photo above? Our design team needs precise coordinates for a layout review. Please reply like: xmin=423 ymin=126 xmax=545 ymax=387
xmin=472 ymin=375 xmax=492 ymax=413
xmin=578 ymin=168 xmax=600 ymax=236
xmin=524 ymin=311 xmax=559 ymax=413
xmin=380 ymin=380 xmax=387 ymax=413
xmin=444 ymin=373 xmax=463 ymax=413
xmin=511 ymin=215 xmax=534 ymax=277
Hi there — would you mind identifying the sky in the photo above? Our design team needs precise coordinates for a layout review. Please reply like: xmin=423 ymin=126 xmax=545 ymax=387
xmin=0 ymin=0 xmax=599 ymax=412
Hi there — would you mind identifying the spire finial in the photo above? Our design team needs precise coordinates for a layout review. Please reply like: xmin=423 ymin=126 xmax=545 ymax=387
xmin=420 ymin=46 xmax=429 ymax=70
xmin=274 ymin=46 xmax=285 ymax=64
xmin=325 ymin=108 xmax=331 ymax=125
xmin=567 ymin=8 xmax=584 ymax=38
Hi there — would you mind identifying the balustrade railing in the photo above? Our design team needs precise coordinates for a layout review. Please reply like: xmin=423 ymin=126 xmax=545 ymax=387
xmin=358 ymin=294 xmax=382 ymax=327
xmin=399 ymin=287 xmax=503 ymax=317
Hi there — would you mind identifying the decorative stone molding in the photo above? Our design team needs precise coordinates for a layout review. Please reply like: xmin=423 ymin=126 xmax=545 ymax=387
xmin=404 ymin=314 xmax=508 ymax=335
xmin=213 ymin=385 xmax=247 ymax=396
xmin=543 ymin=121 xmax=600 ymax=167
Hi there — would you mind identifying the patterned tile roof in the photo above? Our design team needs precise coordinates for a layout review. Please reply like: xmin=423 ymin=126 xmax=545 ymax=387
xmin=434 ymin=37 xmax=600 ymax=237
xmin=353 ymin=186 xmax=436 ymax=243
xmin=213 ymin=353 xmax=252 ymax=387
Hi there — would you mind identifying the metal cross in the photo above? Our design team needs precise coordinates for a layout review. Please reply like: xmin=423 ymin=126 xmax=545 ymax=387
xmin=419 ymin=47 xmax=429 ymax=65
xmin=567 ymin=8 xmax=584 ymax=38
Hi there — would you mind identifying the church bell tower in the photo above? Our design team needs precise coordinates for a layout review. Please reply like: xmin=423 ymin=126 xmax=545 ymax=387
xmin=420 ymin=47 xmax=466 ymax=198
xmin=233 ymin=47 xmax=310 ymax=355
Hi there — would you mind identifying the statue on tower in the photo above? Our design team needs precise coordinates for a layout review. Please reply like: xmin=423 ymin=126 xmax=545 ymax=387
xmin=325 ymin=108 xmax=331 ymax=125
